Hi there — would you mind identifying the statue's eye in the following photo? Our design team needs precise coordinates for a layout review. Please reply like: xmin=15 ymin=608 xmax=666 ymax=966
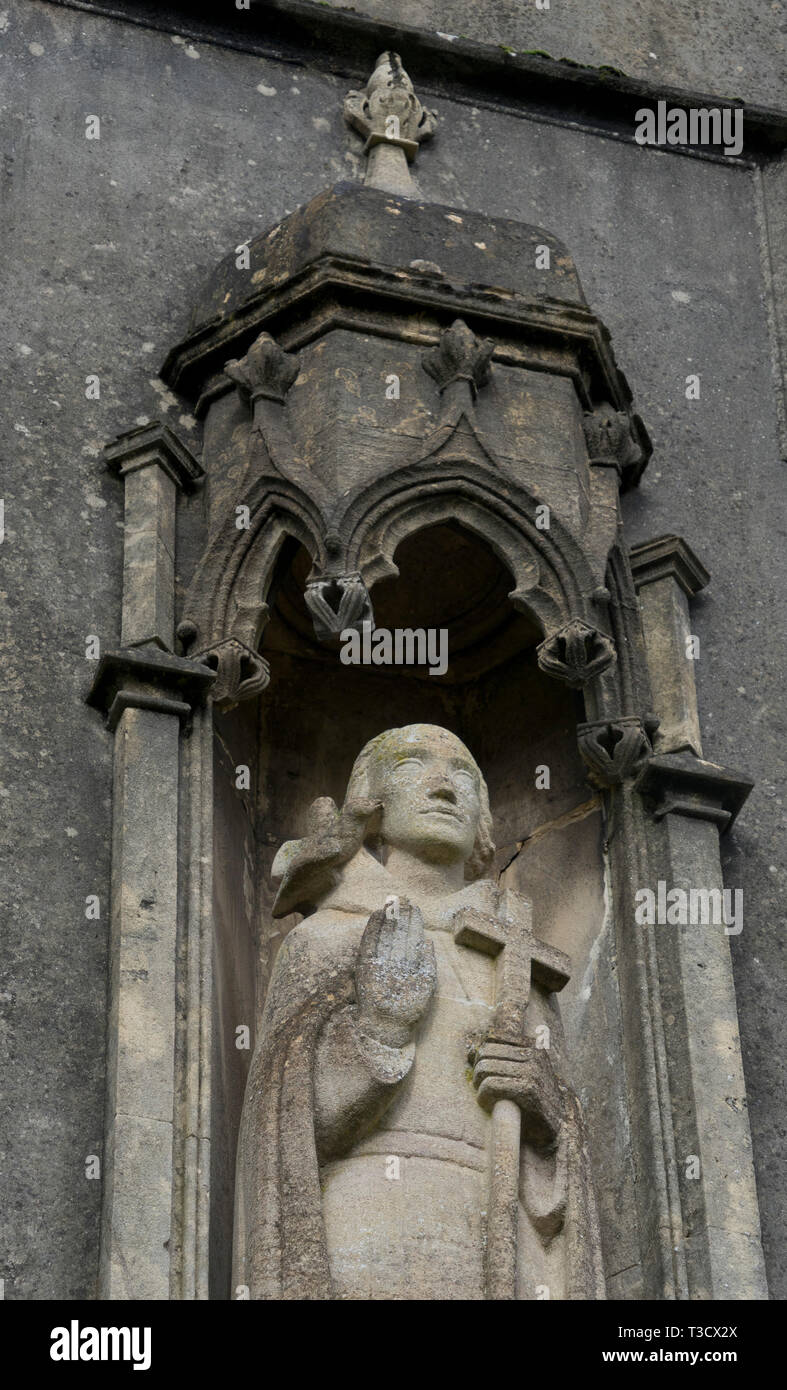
xmin=454 ymin=769 xmax=477 ymax=789
xmin=393 ymin=757 xmax=423 ymax=774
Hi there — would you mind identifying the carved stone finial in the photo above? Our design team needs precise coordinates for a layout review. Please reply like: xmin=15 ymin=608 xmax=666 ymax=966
xmin=304 ymin=573 xmax=374 ymax=643
xmin=537 ymin=618 xmax=616 ymax=687
xmin=198 ymin=638 xmax=270 ymax=711
xmin=422 ymin=319 xmax=495 ymax=399
xmin=344 ymin=51 xmax=437 ymax=196
xmin=225 ymin=332 xmax=300 ymax=421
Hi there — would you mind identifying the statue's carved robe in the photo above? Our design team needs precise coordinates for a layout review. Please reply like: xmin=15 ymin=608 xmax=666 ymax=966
xmin=232 ymin=870 xmax=605 ymax=1300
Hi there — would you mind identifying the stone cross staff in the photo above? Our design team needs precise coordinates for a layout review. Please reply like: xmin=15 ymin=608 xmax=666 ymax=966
xmin=453 ymin=892 xmax=571 ymax=1300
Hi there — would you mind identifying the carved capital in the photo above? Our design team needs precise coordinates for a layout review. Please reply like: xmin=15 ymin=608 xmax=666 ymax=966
xmin=635 ymin=752 xmax=754 ymax=832
xmin=582 ymin=403 xmax=650 ymax=488
xmin=629 ymin=534 xmax=710 ymax=596
xmin=304 ymin=573 xmax=374 ymax=643
xmin=537 ymin=619 xmax=616 ymax=687
xmin=104 ymin=421 xmax=204 ymax=492
xmin=225 ymin=332 xmax=300 ymax=417
xmin=197 ymin=638 xmax=270 ymax=711
xmin=578 ymin=716 xmax=652 ymax=787
xmin=423 ymin=319 xmax=494 ymax=399
xmin=86 ymin=646 xmax=216 ymax=732
xmin=344 ymin=51 xmax=437 ymax=160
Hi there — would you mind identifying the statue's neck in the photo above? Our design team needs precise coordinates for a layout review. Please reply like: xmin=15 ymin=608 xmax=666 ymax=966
xmin=316 ymin=845 xmax=478 ymax=923
xmin=383 ymin=847 xmax=465 ymax=899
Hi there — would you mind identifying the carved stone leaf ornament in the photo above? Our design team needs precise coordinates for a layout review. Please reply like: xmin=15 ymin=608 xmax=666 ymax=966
xmin=344 ymin=50 xmax=437 ymax=158
xmin=578 ymin=716 xmax=652 ymax=786
xmin=537 ymin=618 xmax=616 ymax=686
xmin=304 ymin=572 xmax=374 ymax=641
xmin=582 ymin=402 xmax=650 ymax=484
xmin=422 ymin=318 xmax=495 ymax=397
xmin=225 ymin=332 xmax=300 ymax=420
xmin=198 ymin=638 xmax=270 ymax=710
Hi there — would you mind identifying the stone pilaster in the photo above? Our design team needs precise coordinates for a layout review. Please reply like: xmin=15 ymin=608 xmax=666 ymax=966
xmin=631 ymin=535 xmax=767 ymax=1299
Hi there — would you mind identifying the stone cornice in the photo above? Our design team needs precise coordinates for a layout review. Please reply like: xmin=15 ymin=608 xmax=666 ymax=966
xmin=629 ymin=535 xmax=710 ymax=596
xmin=104 ymin=422 xmax=204 ymax=493
xmin=183 ymin=279 xmax=603 ymax=415
xmin=164 ymin=260 xmax=648 ymax=487
xmin=636 ymin=752 xmax=754 ymax=832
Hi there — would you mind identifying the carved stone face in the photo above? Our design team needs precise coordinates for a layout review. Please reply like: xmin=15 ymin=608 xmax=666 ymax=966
xmin=368 ymin=725 xmax=481 ymax=867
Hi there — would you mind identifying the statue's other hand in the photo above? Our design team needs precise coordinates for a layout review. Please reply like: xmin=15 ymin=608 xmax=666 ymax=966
xmin=471 ymin=1040 xmax=564 ymax=1147
xmin=271 ymin=795 xmax=382 ymax=917
xmin=355 ymin=897 xmax=437 ymax=1048
xmin=334 ymin=795 xmax=381 ymax=859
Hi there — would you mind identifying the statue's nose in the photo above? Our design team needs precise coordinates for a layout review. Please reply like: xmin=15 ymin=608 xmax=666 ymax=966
xmin=424 ymin=772 xmax=457 ymax=801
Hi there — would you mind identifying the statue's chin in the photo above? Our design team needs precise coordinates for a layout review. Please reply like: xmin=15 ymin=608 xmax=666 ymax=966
xmin=386 ymin=831 xmax=471 ymax=868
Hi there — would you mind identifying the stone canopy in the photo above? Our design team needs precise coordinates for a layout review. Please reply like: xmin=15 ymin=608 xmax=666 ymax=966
xmin=161 ymin=181 xmax=650 ymax=492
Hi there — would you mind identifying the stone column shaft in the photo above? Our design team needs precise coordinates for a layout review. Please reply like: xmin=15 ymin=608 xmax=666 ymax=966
xmin=630 ymin=534 xmax=709 ymax=756
xmin=100 ymin=705 xmax=181 ymax=1299
xmin=120 ymin=463 xmax=177 ymax=650
xmin=105 ymin=421 xmax=203 ymax=652
xmin=662 ymin=815 xmax=767 ymax=1298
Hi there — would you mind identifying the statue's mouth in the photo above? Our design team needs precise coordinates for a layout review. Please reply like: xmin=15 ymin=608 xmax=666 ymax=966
xmin=419 ymin=805 xmax=463 ymax=822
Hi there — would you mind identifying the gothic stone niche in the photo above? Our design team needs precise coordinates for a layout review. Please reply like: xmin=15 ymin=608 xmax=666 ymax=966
xmin=92 ymin=54 xmax=766 ymax=1302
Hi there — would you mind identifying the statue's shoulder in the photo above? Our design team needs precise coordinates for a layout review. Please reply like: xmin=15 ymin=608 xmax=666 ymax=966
xmin=262 ymin=911 xmax=366 ymax=1032
xmin=274 ymin=910 xmax=367 ymax=969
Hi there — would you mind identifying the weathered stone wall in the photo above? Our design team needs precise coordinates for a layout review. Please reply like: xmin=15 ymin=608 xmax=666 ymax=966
xmin=319 ymin=0 xmax=787 ymax=110
xmin=1 ymin=0 xmax=784 ymax=1297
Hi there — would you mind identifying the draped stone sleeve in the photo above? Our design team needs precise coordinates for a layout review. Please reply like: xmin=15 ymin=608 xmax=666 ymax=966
xmin=231 ymin=915 xmax=414 ymax=1299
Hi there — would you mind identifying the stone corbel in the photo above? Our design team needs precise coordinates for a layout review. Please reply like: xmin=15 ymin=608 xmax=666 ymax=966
xmin=635 ymin=751 xmax=753 ymax=831
xmin=536 ymin=617 xmax=616 ymax=687
xmin=582 ymin=403 xmax=651 ymax=489
xmin=304 ymin=572 xmax=374 ymax=643
xmin=87 ymin=645 xmax=216 ymax=731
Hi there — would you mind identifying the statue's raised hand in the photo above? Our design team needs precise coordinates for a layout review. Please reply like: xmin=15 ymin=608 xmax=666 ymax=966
xmin=355 ymin=897 xmax=437 ymax=1049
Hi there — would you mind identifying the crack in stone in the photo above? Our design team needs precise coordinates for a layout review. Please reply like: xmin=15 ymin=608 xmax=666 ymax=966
xmin=498 ymin=796 xmax=602 ymax=876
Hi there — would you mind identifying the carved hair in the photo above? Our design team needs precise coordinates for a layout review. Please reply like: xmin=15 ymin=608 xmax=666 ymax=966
xmin=345 ymin=724 xmax=495 ymax=881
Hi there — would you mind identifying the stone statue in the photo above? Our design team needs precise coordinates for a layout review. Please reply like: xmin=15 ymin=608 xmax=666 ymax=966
xmin=232 ymin=725 xmax=605 ymax=1299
